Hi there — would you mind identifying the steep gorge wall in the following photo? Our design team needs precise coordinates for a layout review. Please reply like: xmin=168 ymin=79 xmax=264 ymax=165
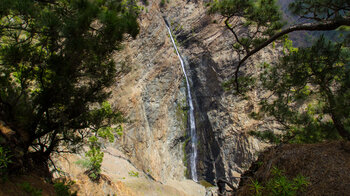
xmin=110 ymin=0 xmax=281 ymax=186
xmin=163 ymin=1 xmax=282 ymax=186
xmin=110 ymin=1 xmax=188 ymax=182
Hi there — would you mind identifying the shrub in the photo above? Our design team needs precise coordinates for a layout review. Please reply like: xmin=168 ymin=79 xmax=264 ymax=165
xmin=20 ymin=182 xmax=42 ymax=196
xmin=128 ymin=171 xmax=139 ymax=177
xmin=54 ymin=179 xmax=77 ymax=196
xmin=0 ymin=146 xmax=12 ymax=176
xmin=249 ymin=167 xmax=309 ymax=196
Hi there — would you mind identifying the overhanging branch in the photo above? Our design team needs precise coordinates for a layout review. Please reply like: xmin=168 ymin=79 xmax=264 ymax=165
xmin=234 ymin=17 xmax=350 ymax=92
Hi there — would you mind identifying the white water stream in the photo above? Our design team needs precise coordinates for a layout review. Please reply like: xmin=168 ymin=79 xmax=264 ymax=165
xmin=165 ymin=21 xmax=198 ymax=182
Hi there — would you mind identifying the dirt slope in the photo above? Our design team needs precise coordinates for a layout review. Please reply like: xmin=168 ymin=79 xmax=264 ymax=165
xmin=236 ymin=141 xmax=350 ymax=196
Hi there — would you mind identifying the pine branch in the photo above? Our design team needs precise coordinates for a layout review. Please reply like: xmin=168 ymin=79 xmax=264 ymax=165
xmin=234 ymin=16 xmax=350 ymax=92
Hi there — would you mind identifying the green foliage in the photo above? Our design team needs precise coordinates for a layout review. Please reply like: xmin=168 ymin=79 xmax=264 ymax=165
xmin=91 ymin=101 xmax=125 ymax=141
xmin=182 ymin=137 xmax=190 ymax=161
xmin=249 ymin=167 xmax=309 ymax=196
xmin=85 ymin=136 xmax=104 ymax=180
xmin=210 ymin=0 xmax=285 ymax=93
xmin=20 ymin=182 xmax=42 ymax=196
xmin=182 ymin=136 xmax=190 ymax=177
xmin=250 ymin=179 xmax=264 ymax=196
xmin=54 ymin=179 xmax=77 ymax=196
xmin=249 ymin=111 xmax=263 ymax=120
xmin=75 ymin=159 xmax=91 ymax=170
xmin=211 ymin=0 xmax=349 ymax=94
xmin=0 ymin=146 xmax=12 ymax=175
xmin=210 ymin=0 xmax=284 ymax=52
xmin=209 ymin=0 xmax=252 ymax=17
xmin=79 ymin=102 xmax=123 ymax=180
xmin=282 ymin=37 xmax=298 ymax=55
xmin=199 ymin=180 xmax=215 ymax=188
xmin=222 ymin=75 xmax=256 ymax=94
xmin=119 ymin=60 xmax=132 ymax=75
xmin=160 ymin=0 xmax=166 ymax=7
xmin=222 ymin=78 xmax=235 ymax=91
xmin=0 ymin=0 xmax=138 ymax=172
xmin=289 ymin=0 xmax=349 ymax=21
xmin=257 ymin=36 xmax=350 ymax=143
xmin=128 ymin=170 xmax=139 ymax=177
xmin=249 ymin=130 xmax=282 ymax=144
xmin=176 ymin=97 xmax=188 ymax=130
xmin=141 ymin=0 xmax=149 ymax=6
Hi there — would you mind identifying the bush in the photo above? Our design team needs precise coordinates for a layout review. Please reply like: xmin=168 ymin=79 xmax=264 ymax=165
xmin=54 ymin=179 xmax=77 ymax=196
xmin=249 ymin=167 xmax=309 ymax=196
xmin=159 ymin=0 xmax=166 ymax=7
xmin=0 ymin=146 xmax=12 ymax=176
xmin=20 ymin=182 xmax=42 ymax=196
xmin=128 ymin=171 xmax=139 ymax=177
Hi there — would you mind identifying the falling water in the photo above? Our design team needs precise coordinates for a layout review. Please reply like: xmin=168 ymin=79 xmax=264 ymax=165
xmin=165 ymin=20 xmax=198 ymax=182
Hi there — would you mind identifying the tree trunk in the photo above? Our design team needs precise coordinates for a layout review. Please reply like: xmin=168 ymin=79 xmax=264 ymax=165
xmin=331 ymin=113 xmax=350 ymax=140
xmin=323 ymin=86 xmax=350 ymax=140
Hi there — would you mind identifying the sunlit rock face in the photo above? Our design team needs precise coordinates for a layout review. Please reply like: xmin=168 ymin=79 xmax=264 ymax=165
xmin=110 ymin=0 xmax=281 ymax=187
xmin=110 ymin=0 xmax=188 ymax=183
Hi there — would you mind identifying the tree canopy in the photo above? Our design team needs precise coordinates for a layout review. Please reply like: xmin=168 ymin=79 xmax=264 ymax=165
xmin=255 ymin=37 xmax=350 ymax=143
xmin=212 ymin=1 xmax=350 ymax=193
xmin=0 ymin=0 xmax=139 ymax=177
xmin=210 ymin=0 xmax=350 ymax=92
xmin=211 ymin=0 xmax=350 ymax=142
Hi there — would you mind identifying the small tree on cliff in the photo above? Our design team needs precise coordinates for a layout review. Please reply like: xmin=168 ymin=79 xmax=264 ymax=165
xmin=0 ymin=0 xmax=139 ymax=177
xmin=210 ymin=0 xmax=350 ymax=141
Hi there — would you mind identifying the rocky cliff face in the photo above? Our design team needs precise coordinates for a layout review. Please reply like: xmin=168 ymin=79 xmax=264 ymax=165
xmin=110 ymin=1 xmax=188 ymax=182
xmin=109 ymin=0 xmax=281 ymax=188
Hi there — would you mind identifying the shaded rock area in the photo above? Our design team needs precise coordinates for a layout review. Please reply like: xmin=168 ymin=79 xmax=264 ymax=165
xmin=236 ymin=141 xmax=350 ymax=196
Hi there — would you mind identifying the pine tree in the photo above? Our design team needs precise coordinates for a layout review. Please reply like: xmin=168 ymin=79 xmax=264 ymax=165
xmin=255 ymin=37 xmax=350 ymax=143
xmin=211 ymin=0 xmax=350 ymax=141
xmin=0 ymin=0 xmax=139 ymax=174
xmin=210 ymin=0 xmax=350 ymax=92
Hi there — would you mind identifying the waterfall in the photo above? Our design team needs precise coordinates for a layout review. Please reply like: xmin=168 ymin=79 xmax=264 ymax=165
xmin=165 ymin=20 xmax=198 ymax=182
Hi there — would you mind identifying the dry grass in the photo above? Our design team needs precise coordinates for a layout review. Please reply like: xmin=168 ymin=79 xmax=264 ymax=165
xmin=236 ymin=140 xmax=350 ymax=196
